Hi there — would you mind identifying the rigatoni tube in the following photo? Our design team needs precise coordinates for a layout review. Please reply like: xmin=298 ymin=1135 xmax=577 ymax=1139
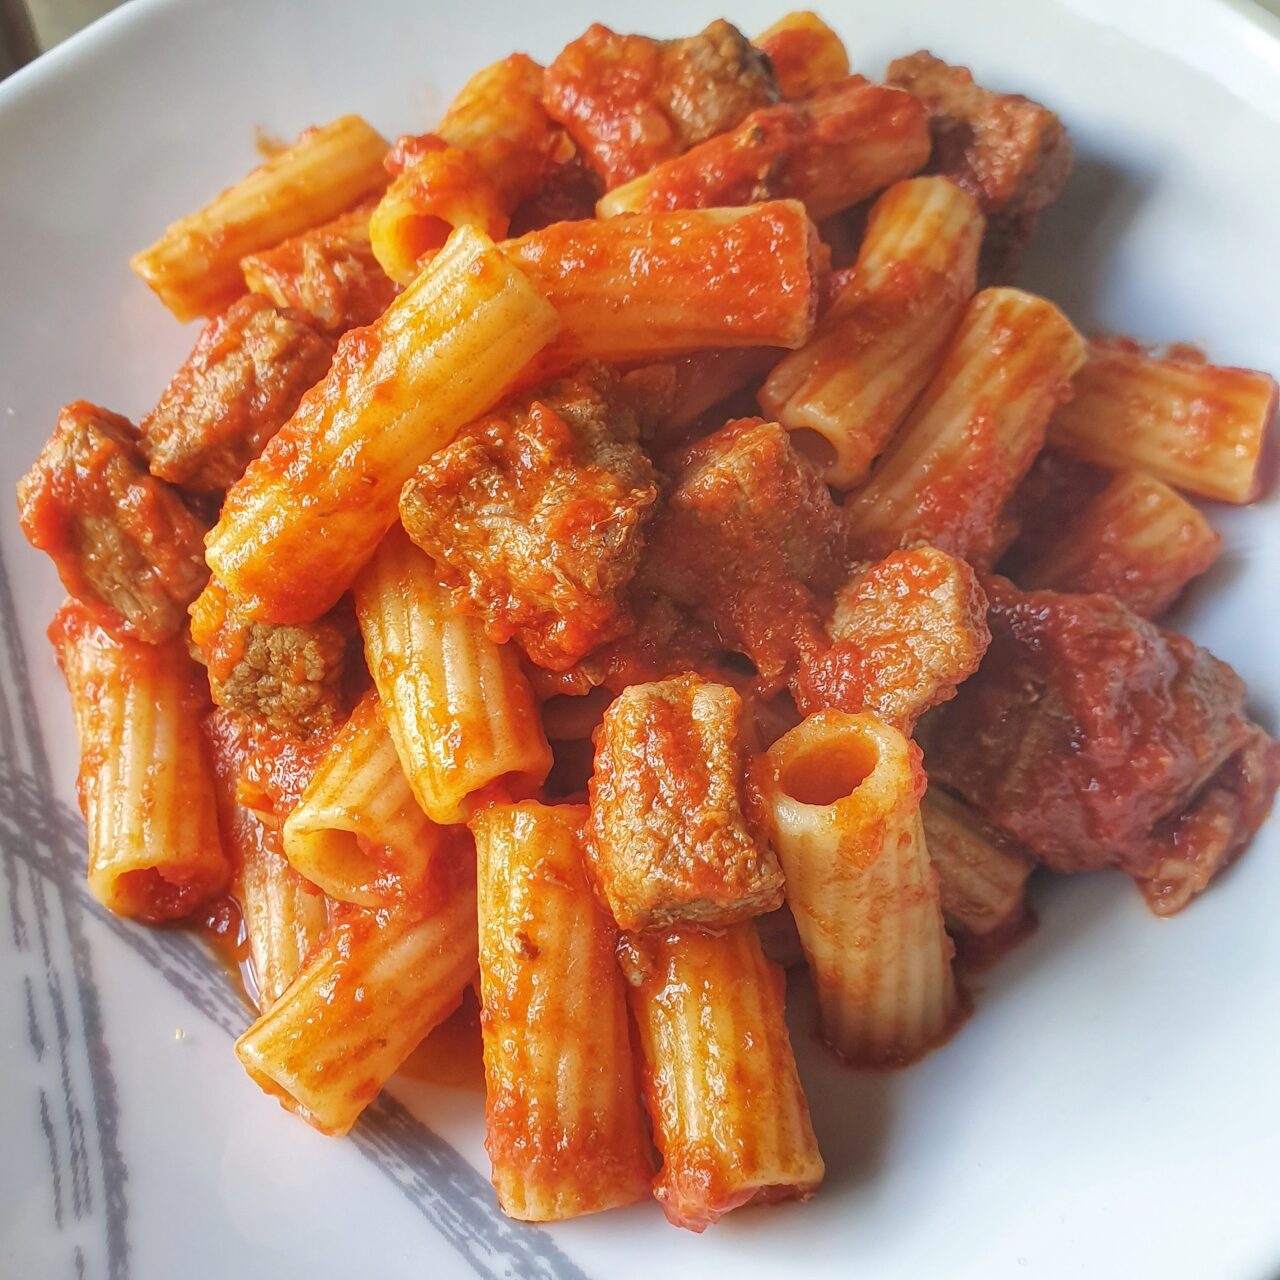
xmin=756 ymin=711 xmax=961 ymax=1066
xmin=503 ymin=201 xmax=819 ymax=372
xmin=845 ymin=288 xmax=1085 ymax=563
xmin=235 ymin=840 xmax=479 ymax=1136
xmin=760 ymin=177 xmax=984 ymax=488
xmin=472 ymin=801 xmax=652 ymax=1221
xmin=204 ymin=709 xmax=329 ymax=1010
xmin=596 ymin=78 xmax=929 ymax=221
xmin=369 ymin=145 xmax=509 ymax=286
xmin=282 ymin=691 xmax=443 ymax=906
xmin=619 ymin=922 xmax=824 ymax=1231
xmin=920 ymin=789 xmax=1035 ymax=962
xmin=753 ymin=12 xmax=851 ymax=98
xmin=50 ymin=599 xmax=227 ymax=922
xmin=354 ymin=527 xmax=551 ymax=825
xmin=206 ymin=225 xmax=561 ymax=624
xmin=1009 ymin=469 xmax=1222 ymax=618
xmin=1048 ymin=339 xmax=1278 ymax=505
xmin=131 ymin=114 xmax=390 ymax=322
xmin=235 ymin=813 xmax=329 ymax=1010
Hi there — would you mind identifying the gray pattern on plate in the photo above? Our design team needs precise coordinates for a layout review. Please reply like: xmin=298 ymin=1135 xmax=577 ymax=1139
xmin=0 ymin=540 xmax=590 ymax=1280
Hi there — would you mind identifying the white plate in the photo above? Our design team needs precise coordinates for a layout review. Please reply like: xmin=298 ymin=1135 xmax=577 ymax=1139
xmin=1 ymin=1 xmax=1278 ymax=1277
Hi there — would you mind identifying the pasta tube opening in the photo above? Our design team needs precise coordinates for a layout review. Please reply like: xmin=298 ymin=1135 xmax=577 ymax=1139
xmin=757 ymin=710 xmax=962 ymax=1065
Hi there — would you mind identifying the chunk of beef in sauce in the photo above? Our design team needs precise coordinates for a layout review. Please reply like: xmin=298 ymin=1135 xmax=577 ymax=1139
xmin=887 ymin=52 xmax=1072 ymax=280
xmin=587 ymin=673 xmax=784 ymax=930
xmin=793 ymin=546 xmax=991 ymax=732
xmin=543 ymin=20 xmax=778 ymax=188
xmin=530 ymin=587 xmax=732 ymax=704
xmin=189 ymin=578 xmax=354 ymax=737
xmin=640 ymin=417 xmax=847 ymax=689
xmin=140 ymin=293 xmax=334 ymax=492
xmin=920 ymin=577 xmax=1255 ymax=877
xmin=17 ymin=401 xmax=210 ymax=643
xmin=240 ymin=201 xmax=398 ymax=334
xmin=1133 ymin=724 xmax=1280 ymax=916
xmin=400 ymin=364 xmax=658 ymax=671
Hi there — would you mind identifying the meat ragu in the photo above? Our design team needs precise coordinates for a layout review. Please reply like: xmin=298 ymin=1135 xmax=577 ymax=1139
xmin=18 ymin=401 xmax=210 ymax=643
xmin=887 ymin=51 xmax=1072 ymax=281
xmin=794 ymin=546 xmax=991 ymax=732
xmin=399 ymin=362 xmax=658 ymax=671
xmin=189 ymin=577 xmax=356 ymax=736
xmin=14 ymin=8 xmax=1280 ymax=1237
xmin=141 ymin=293 xmax=335 ymax=492
xmin=640 ymin=417 xmax=846 ymax=689
xmin=543 ymin=20 xmax=778 ymax=188
xmin=920 ymin=577 xmax=1270 ymax=894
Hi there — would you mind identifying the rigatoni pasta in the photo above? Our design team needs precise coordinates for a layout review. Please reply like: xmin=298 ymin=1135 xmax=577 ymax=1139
xmin=354 ymin=527 xmax=552 ymax=824
xmin=282 ymin=691 xmax=443 ymax=906
xmin=596 ymin=77 xmax=930 ymax=219
xmin=204 ymin=709 xmax=329 ymax=1009
xmin=235 ymin=815 xmax=329 ymax=1010
xmin=756 ymin=711 xmax=961 ymax=1065
xmin=1007 ymin=468 xmax=1222 ymax=617
xmin=235 ymin=838 xmax=479 ymax=1136
xmin=504 ymin=201 xmax=820 ymax=371
xmin=759 ymin=176 xmax=984 ymax=487
xmin=920 ymin=789 xmax=1035 ymax=964
xmin=50 ymin=599 xmax=227 ymax=921
xmin=753 ymin=11 xmax=851 ymax=98
xmin=845 ymin=287 xmax=1086 ymax=562
xmin=619 ymin=922 xmax=824 ymax=1230
xmin=131 ymin=114 xmax=391 ymax=322
xmin=1048 ymin=339 xmax=1278 ymax=504
xmin=369 ymin=54 xmax=561 ymax=286
xmin=206 ymin=225 xmax=561 ymax=623
xmin=472 ymin=801 xmax=652 ymax=1221
xmin=370 ymin=144 xmax=509 ymax=286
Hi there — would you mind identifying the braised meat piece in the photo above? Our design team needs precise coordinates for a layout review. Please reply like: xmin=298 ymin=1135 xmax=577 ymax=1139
xmin=887 ymin=52 xmax=1072 ymax=278
xmin=793 ymin=546 xmax=991 ymax=731
xmin=920 ymin=577 xmax=1253 ymax=875
xmin=587 ymin=673 xmax=783 ymax=929
xmin=240 ymin=202 xmax=397 ymax=334
xmin=640 ymin=417 xmax=846 ymax=687
xmin=18 ymin=401 xmax=210 ymax=643
xmin=399 ymin=364 xmax=658 ymax=671
xmin=141 ymin=293 xmax=334 ymax=491
xmin=1133 ymin=725 xmax=1280 ymax=916
xmin=543 ymin=20 xmax=778 ymax=187
xmin=189 ymin=578 xmax=353 ymax=736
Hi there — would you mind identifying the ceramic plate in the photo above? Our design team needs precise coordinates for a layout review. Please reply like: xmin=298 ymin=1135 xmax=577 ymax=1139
xmin=1 ymin=1 xmax=1278 ymax=1276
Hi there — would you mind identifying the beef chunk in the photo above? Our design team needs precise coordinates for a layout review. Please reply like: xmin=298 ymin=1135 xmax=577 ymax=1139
xmin=399 ymin=364 xmax=658 ymax=671
xmin=544 ymin=20 xmax=778 ymax=187
xmin=531 ymin=588 xmax=730 ymax=701
xmin=141 ymin=293 xmax=334 ymax=491
xmin=1132 ymin=725 xmax=1280 ymax=916
xmin=920 ymin=577 xmax=1252 ymax=875
xmin=189 ymin=578 xmax=352 ymax=736
xmin=18 ymin=401 xmax=210 ymax=643
xmin=887 ymin=51 xmax=1072 ymax=278
xmin=240 ymin=202 xmax=397 ymax=334
xmin=587 ymin=673 xmax=783 ymax=929
xmin=660 ymin=19 xmax=780 ymax=147
xmin=793 ymin=546 xmax=991 ymax=731
xmin=640 ymin=417 xmax=846 ymax=687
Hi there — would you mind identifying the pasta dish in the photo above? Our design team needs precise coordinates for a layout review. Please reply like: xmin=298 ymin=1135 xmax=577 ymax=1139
xmin=15 ymin=10 xmax=1279 ymax=1232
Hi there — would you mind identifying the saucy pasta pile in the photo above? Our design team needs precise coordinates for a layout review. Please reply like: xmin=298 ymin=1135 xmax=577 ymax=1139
xmin=16 ymin=11 xmax=1280 ymax=1231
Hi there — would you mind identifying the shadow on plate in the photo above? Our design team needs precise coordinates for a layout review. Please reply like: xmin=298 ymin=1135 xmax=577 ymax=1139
xmin=1018 ymin=149 xmax=1157 ymax=334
